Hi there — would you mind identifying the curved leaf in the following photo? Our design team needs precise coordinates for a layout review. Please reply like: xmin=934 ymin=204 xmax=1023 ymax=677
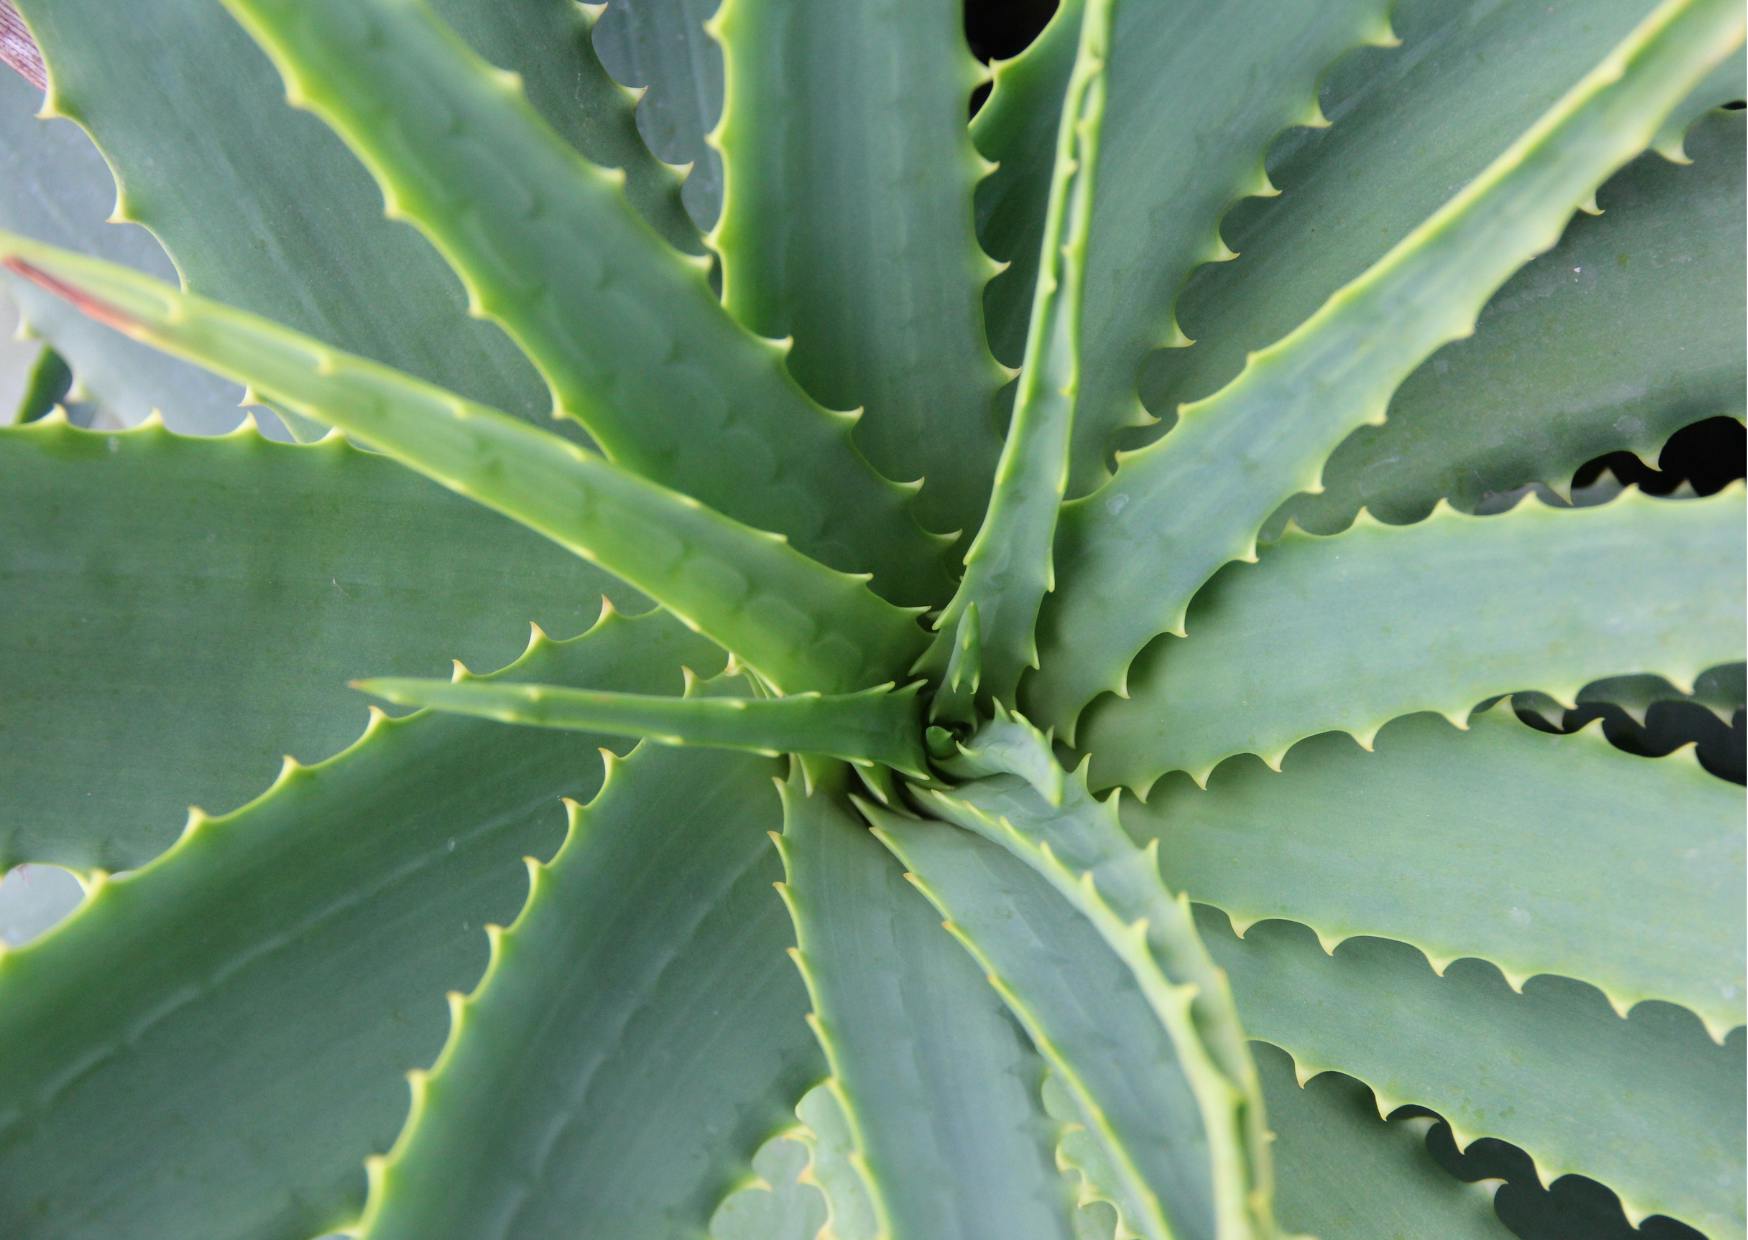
xmin=775 ymin=781 xmax=1072 ymax=1240
xmin=1084 ymin=490 xmax=1746 ymax=791
xmin=0 ymin=610 xmax=718 ymax=1240
xmin=712 ymin=0 xmax=1008 ymax=535
xmin=0 ymin=416 xmax=618 ymax=871
xmin=1274 ymin=108 xmax=1746 ymax=534
xmin=219 ymin=0 xmax=946 ymax=607
xmin=1029 ymin=0 xmax=1747 ymax=733
xmin=358 ymin=729 xmax=818 ymax=1239
xmin=1202 ymin=909 xmax=1745 ymax=1238
xmin=0 ymin=233 xmax=928 ymax=695
xmin=923 ymin=0 xmax=1109 ymax=704
xmin=1127 ymin=706 xmax=1745 ymax=1037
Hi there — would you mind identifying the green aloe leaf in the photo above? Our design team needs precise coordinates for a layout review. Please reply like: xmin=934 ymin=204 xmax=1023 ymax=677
xmin=1258 ymin=1046 xmax=1510 ymax=1239
xmin=0 ymin=232 xmax=927 ymax=695
xmin=0 ymin=68 xmax=241 ymax=431
xmin=0 ymin=415 xmax=622 ymax=872
xmin=1273 ymin=107 xmax=1746 ymax=534
xmin=1029 ymin=0 xmax=1747 ymax=733
xmin=1201 ymin=909 xmax=1745 ymax=1238
xmin=1147 ymin=0 xmax=1739 ymax=421
xmin=1126 ymin=705 xmax=1745 ymax=1038
xmin=710 ymin=0 xmax=1007 ymax=537
xmin=0 ymin=609 xmax=720 ymax=1240
xmin=1083 ymin=489 xmax=1746 ymax=791
xmin=774 ymin=781 xmax=1073 ymax=1240
xmin=356 ymin=678 xmax=930 ymax=778
xmin=871 ymin=807 xmax=1237 ymax=1240
xmin=11 ymin=0 xmax=556 ymax=432
xmin=917 ymin=750 xmax=1274 ymax=1238
xmin=592 ymin=0 xmax=725 ymax=230
xmin=978 ymin=0 xmax=1396 ymax=495
xmin=220 ymin=0 xmax=947 ymax=603
xmin=358 ymin=721 xmax=819 ymax=1238
xmin=923 ymin=0 xmax=1108 ymax=704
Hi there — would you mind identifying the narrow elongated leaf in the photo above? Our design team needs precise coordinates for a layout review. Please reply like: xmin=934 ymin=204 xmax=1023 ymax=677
xmin=0 ymin=234 xmax=927 ymax=695
xmin=12 ymin=0 xmax=552 ymax=431
xmin=0 ymin=68 xmax=241 ymax=430
xmin=983 ymin=0 xmax=1395 ymax=494
xmin=1084 ymin=490 xmax=1746 ymax=790
xmin=775 ymin=782 xmax=1071 ymax=1240
xmin=923 ymin=0 xmax=1108 ymax=703
xmin=1274 ymin=108 xmax=1746 ymax=534
xmin=871 ymin=809 xmax=1227 ymax=1240
xmin=711 ymin=0 xmax=1007 ymax=536
xmin=0 ymin=416 xmax=622 ymax=871
xmin=1201 ymin=910 xmax=1746 ymax=1238
xmin=221 ymin=0 xmax=947 ymax=604
xmin=1257 ymin=1046 xmax=1510 ymax=1239
xmin=1147 ymin=0 xmax=1733 ymax=419
xmin=0 ymin=610 xmax=719 ymax=1240
xmin=973 ymin=0 xmax=1084 ymax=366
xmin=356 ymin=679 xmax=929 ymax=777
xmin=1029 ymin=0 xmax=1747 ymax=732
xmin=1127 ymin=707 xmax=1746 ymax=1036
xmin=919 ymin=757 xmax=1274 ymax=1238
xmin=359 ymin=727 xmax=818 ymax=1238
xmin=591 ymin=0 xmax=725 ymax=229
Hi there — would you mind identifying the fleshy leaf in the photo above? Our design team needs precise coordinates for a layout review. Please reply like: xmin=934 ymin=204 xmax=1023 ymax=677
xmin=12 ymin=0 xmax=555 ymax=433
xmin=773 ymin=779 xmax=1073 ymax=1240
xmin=1259 ymin=1046 xmax=1510 ymax=1239
xmin=871 ymin=805 xmax=1241 ymax=1240
xmin=356 ymin=678 xmax=929 ymax=778
xmin=11 ymin=341 xmax=66 ymax=422
xmin=917 ymin=756 xmax=1276 ymax=1238
xmin=1029 ymin=0 xmax=1747 ymax=732
xmin=1272 ymin=107 xmax=1746 ymax=534
xmin=0 ymin=416 xmax=623 ymax=871
xmin=358 ymin=716 xmax=818 ymax=1238
xmin=711 ymin=0 xmax=1009 ymax=536
xmin=0 ymin=609 xmax=720 ymax=1239
xmin=1202 ymin=910 xmax=1745 ymax=1238
xmin=0 ymin=232 xmax=927 ymax=696
xmin=221 ymin=0 xmax=948 ymax=604
xmin=977 ymin=0 xmax=1395 ymax=495
xmin=1083 ymin=489 xmax=1746 ymax=791
xmin=1127 ymin=706 xmax=1745 ymax=1037
xmin=922 ymin=0 xmax=1109 ymax=702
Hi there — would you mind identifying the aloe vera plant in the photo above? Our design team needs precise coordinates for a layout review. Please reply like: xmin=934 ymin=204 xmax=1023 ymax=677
xmin=0 ymin=0 xmax=1744 ymax=1235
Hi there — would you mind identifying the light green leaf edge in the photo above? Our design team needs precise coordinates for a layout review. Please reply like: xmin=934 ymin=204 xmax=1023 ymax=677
xmin=1029 ymin=0 xmax=1748 ymax=735
xmin=0 ymin=231 xmax=928 ymax=696
xmin=916 ymin=727 xmax=1278 ymax=1238
xmin=357 ymin=698 xmax=817 ymax=1237
xmin=1083 ymin=487 xmax=1747 ymax=791
xmin=921 ymin=0 xmax=1110 ymax=705
xmin=356 ymin=676 xmax=930 ymax=779
xmin=220 ymin=0 xmax=952 ymax=606
xmin=707 ymin=0 xmax=1010 ymax=537
xmin=1126 ymin=704 xmax=1746 ymax=1039
xmin=1201 ymin=909 xmax=1745 ymax=1238
xmin=772 ymin=777 xmax=1074 ymax=1240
